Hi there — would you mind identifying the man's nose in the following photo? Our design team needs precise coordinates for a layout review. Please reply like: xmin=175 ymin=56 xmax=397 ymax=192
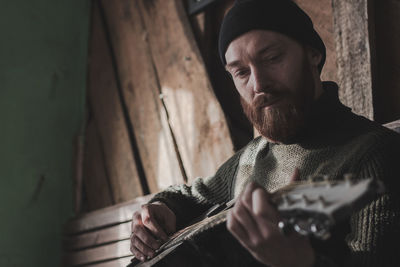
xmin=251 ymin=67 xmax=270 ymax=94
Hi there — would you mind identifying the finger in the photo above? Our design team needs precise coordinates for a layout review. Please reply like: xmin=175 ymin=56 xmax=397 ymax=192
xmin=133 ymin=224 xmax=161 ymax=251
xmin=141 ymin=206 xmax=168 ymax=241
xmin=230 ymin=197 xmax=259 ymax=242
xmin=252 ymin=188 xmax=279 ymax=224
xmin=131 ymin=212 xmax=161 ymax=250
xmin=131 ymin=236 xmax=156 ymax=259
xmin=242 ymin=182 xmax=262 ymax=201
xmin=131 ymin=212 xmax=142 ymax=232
xmin=226 ymin=209 xmax=250 ymax=243
xmin=228 ymin=207 xmax=267 ymax=253
xmin=290 ymin=168 xmax=300 ymax=183
xmin=130 ymin=242 xmax=146 ymax=262
xmin=240 ymin=181 xmax=263 ymax=211
xmin=162 ymin=215 xmax=176 ymax=235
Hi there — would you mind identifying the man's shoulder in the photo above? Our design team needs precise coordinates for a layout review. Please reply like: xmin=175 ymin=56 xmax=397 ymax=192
xmin=217 ymin=136 xmax=267 ymax=173
xmin=343 ymin=114 xmax=400 ymax=165
xmin=353 ymin=115 xmax=400 ymax=144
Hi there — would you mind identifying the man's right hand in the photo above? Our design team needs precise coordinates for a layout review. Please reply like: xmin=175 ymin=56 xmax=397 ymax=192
xmin=130 ymin=201 xmax=176 ymax=262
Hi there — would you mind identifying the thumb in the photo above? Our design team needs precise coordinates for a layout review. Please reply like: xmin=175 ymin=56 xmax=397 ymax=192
xmin=157 ymin=206 xmax=176 ymax=234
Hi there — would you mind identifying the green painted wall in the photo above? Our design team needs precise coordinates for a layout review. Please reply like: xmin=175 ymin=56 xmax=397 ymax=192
xmin=0 ymin=0 xmax=90 ymax=266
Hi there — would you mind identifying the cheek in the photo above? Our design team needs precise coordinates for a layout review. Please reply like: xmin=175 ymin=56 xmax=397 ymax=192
xmin=234 ymin=80 xmax=253 ymax=103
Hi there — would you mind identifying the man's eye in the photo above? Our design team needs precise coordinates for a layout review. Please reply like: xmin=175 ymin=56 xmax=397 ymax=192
xmin=234 ymin=70 xmax=249 ymax=78
xmin=266 ymin=54 xmax=282 ymax=62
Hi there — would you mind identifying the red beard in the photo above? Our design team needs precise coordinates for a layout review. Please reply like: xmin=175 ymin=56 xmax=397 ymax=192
xmin=240 ymin=65 xmax=315 ymax=144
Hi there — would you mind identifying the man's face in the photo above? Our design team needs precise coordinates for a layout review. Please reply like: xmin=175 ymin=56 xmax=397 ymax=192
xmin=225 ymin=30 xmax=322 ymax=143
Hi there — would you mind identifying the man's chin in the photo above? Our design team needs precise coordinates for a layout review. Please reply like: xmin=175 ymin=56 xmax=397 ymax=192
xmin=241 ymin=97 xmax=306 ymax=143
xmin=257 ymin=127 xmax=298 ymax=144
xmin=256 ymin=109 xmax=305 ymax=144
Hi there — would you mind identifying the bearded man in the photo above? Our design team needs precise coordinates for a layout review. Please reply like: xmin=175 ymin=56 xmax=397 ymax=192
xmin=130 ymin=0 xmax=400 ymax=266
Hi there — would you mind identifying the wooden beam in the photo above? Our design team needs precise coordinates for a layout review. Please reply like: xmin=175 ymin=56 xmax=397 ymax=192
xmin=137 ymin=0 xmax=235 ymax=182
xmin=190 ymin=0 xmax=254 ymax=149
xmin=373 ymin=0 xmax=400 ymax=123
xmin=65 ymin=239 xmax=132 ymax=266
xmin=87 ymin=1 xmax=143 ymax=203
xmin=64 ymin=221 xmax=131 ymax=251
xmin=331 ymin=0 xmax=375 ymax=119
xmin=65 ymin=194 xmax=153 ymax=235
xmin=86 ymin=257 xmax=132 ymax=267
xmin=99 ymin=0 xmax=186 ymax=192
xmin=384 ymin=119 xmax=400 ymax=133
xmin=82 ymin=120 xmax=114 ymax=211
xmin=294 ymin=0 xmax=338 ymax=82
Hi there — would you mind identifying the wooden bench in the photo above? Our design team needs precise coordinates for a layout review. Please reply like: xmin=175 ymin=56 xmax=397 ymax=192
xmin=63 ymin=119 xmax=400 ymax=267
xmin=63 ymin=194 xmax=153 ymax=267
xmin=384 ymin=119 xmax=400 ymax=133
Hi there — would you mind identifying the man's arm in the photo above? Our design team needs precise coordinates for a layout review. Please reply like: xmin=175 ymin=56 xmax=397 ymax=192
xmin=130 ymin=147 xmax=244 ymax=261
xmin=227 ymin=132 xmax=400 ymax=267
xmin=148 ymin=147 xmax=244 ymax=228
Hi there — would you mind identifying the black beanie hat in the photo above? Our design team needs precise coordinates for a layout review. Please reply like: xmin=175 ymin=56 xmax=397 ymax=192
xmin=218 ymin=0 xmax=326 ymax=72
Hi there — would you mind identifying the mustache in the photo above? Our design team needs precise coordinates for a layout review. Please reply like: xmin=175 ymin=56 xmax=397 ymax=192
xmin=252 ymin=91 xmax=289 ymax=109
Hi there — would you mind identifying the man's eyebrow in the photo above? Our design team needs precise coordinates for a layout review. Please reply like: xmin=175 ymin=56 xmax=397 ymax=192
xmin=225 ymin=61 xmax=243 ymax=71
xmin=225 ymin=43 xmax=282 ymax=71
xmin=255 ymin=43 xmax=281 ymax=56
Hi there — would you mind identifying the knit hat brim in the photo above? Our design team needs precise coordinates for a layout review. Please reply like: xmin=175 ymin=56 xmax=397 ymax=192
xmin=218 ymin=0 xmax=326 ymax=72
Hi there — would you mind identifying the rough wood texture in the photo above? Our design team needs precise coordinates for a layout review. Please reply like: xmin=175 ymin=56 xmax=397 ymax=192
xmin=137 ymin=0 xmax=235 ymax=182
xmin=86 ymin=1 xmax=143 ymax=203
xmin=373 ymin=0 xmax=400 ymax=123
xmin=82 ymin=120 xmax=114 ymax=211
xmin=100 ymin=0 xmax=186 ymax=192
xmin=65 ymin=194 xmax=153 ymax=234
xmin=332 ymin=0 xmax=375 ymax=119
xmin=64 ymin=221 xmax=131 ymax=251
xmin=63 ymin=194 xmax=152 ymax=266
xmin=384 ymin=119 xmax=400 ymax=134
xmin=86 ymin=257 xmax=132 ymax=267
xmin=190 ymin=0 xmax=254 ymax=149
xmin=294 ymin=0 xmax=338 ymax=82
xmin=65 ymin=239 xmax=132 ymax=266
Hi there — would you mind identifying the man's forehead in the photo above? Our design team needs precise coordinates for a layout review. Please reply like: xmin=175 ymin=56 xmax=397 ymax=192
xmin=225 ymin=30 xmax=288 ymax=66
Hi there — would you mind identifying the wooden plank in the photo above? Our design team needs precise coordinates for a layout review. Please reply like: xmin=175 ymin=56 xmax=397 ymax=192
xmin=86 ymin=257 xmax=132 ymax=267
xmin=373 ymin=0 xmax=400 ymax=123
xmin=137 ymin=0 xmax=235 ymax=182
xmin=65 ymin=239 xmax=132 ymax=266
xmin=82 ymin=120 xmax=114 ymax=211
xmin=331 ymin=0 xmax=375 ymax=119
xmin=384 ymin=120 xmax=400 ymax=134
xmin=64 ymin=221 xmax=131 ymax=251
xmin=294 ymin=0 xmax=338 ymax=82
xmin=74 ymin=123 xmax=86 ymax=213
xmin=99 ymin=0 xmax=185 ymax=192
xmin=87 ymin=1 xmax=143 ymax=203
xmin=65 ymin=194 xmax=153 ymax=235
xmin=190 ymin=0 xmax=254 ymax=149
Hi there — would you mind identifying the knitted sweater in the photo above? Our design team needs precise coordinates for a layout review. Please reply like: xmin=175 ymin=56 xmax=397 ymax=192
xmin=151 ymin=82 xmax=400 ymax=266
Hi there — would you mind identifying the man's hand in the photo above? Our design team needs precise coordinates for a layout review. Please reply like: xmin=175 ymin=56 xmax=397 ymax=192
xmin=227 ymin=181 xmax=315 ymax=267
xmin=130 ymin=201 xmax=176 ymax=261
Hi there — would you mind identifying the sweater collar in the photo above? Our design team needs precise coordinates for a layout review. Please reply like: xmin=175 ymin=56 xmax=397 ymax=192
xmin=270 ymin=81 xmax=350 ymax=146
xmin=298 ymin=81 xmax=350 ymax=145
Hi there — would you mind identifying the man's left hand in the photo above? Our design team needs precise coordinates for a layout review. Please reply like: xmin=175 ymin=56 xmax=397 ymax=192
xmin=227 ymin=182 xmax=315 ymax=267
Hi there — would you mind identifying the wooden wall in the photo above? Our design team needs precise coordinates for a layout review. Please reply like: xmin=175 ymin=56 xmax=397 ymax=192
xmin=79 ymin=0 xmax=400 ymax=213
xmin=81 ymin=0 xmax=237 ymax=212
xmin=373 ymin=0 xmax=400 ymax=123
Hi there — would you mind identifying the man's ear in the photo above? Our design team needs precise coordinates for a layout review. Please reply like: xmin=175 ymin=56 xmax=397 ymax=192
xmin=306 ymin=46 xmax=322 ymax=68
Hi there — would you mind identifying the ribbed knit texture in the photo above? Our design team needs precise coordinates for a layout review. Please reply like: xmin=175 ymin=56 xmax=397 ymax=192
xmin=151 ymin=82 xmax=400 ymax=266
